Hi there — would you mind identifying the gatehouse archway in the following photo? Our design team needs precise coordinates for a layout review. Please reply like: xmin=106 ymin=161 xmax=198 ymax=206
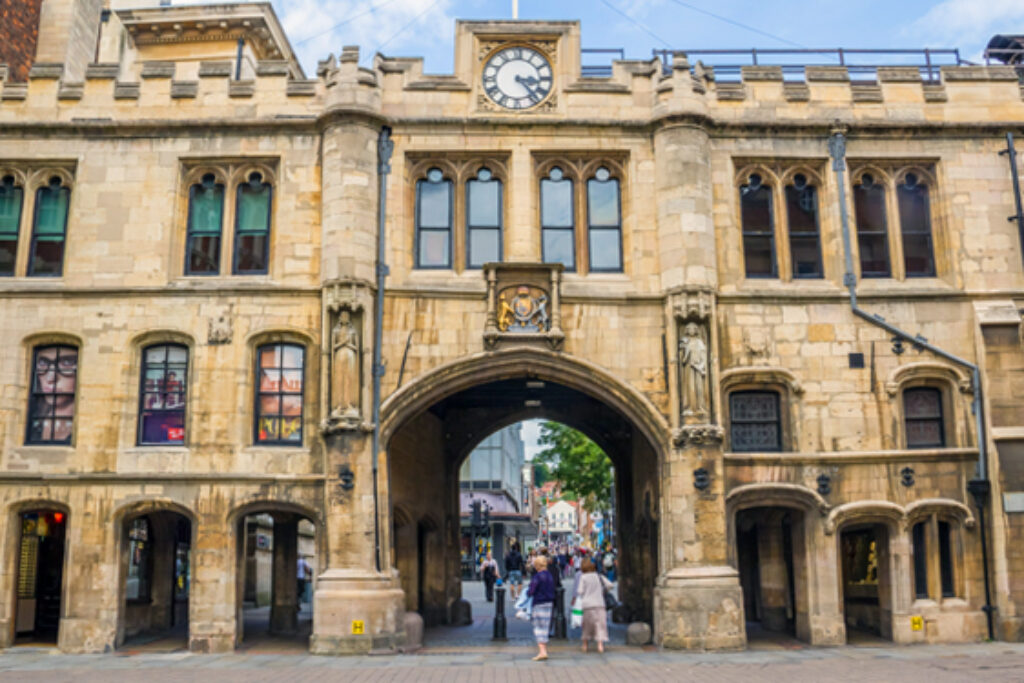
xmin=382 ymin=349 xmax=667 ymax=645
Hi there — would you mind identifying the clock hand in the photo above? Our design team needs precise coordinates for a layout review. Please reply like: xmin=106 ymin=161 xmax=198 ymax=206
xmin=515 ymin=74 xmax=540 ymax=89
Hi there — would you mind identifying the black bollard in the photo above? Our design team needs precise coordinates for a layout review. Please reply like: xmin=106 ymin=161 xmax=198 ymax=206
xmin=492 ymin=580 xmax=507 ymax=641
xmin=552 ymin=584 xmax=567 ymax=639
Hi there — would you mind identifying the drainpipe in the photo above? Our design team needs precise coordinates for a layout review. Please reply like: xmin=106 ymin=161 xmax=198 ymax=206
xmin=372 ymin=126 xmax=393 ymax=573
xmin=1001 ymin=133 xmax=1024 ymax=263
xmin=828 ymin=128 xmax=995 ymax=640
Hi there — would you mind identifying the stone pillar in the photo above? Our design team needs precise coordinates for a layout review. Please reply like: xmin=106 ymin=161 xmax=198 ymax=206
xmin=813 ymin=520 xmax=847 ymax=645
xmin=269 ymin=515 xmax=299 ymax=635
xmin=651 ymin=55 xmax=743 ymax=651
xmin=311 ymin=47 xmax=406 ymax=655
xmin=756 ymin=514 xmax=789 ymax=632
xmin=34 ymin=0 xmax=104 ymax=82
xmin=189 ymin=514 xmax=234 ymax=653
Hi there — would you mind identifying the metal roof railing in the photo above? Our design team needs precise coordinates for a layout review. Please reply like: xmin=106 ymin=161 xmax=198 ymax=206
xmin=651 ymin=47 xmax=968 ymax=83
xmin=581 ymin=48 xmax=625 ymax=78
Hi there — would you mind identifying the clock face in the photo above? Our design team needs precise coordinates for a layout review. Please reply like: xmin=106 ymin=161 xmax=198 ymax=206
xmin=482 ymin=46 xmax=553 ymax=110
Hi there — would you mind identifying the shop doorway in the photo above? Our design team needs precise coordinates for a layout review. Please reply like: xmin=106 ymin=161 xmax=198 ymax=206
xmin=118 ymin=510 xmax=191 ymax=650
xmin=840 ymin=524 xmax=892 ymax=641
xmin=14 ymin=509 xmax=67 ymax=644
xmin=235 ymin=511 xmax=317 ymax=651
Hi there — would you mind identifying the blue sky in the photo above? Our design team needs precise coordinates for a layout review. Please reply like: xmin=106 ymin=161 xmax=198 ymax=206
xmin=262 ymin=0 xmax=1024 ymax=76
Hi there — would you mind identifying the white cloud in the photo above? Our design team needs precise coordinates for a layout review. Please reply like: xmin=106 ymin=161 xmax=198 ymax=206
xmin=272 ymin=0 xmax=456 ymax=73
xmin=907 ymin=0 xmax=1024 ymax=57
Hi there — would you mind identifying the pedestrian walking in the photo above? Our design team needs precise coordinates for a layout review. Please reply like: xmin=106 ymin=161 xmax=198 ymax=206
xmin=526 ymin=555 xmax=556 ymax=661
xmin=505 ymin=543 xmax=524 ymax=599
xmin=480 ymin=551 xmax=499 ymax=602
xmin=573 ymin=558 xmax=613 ymax=653
xmin=297 ymin=555 xmax=312 ymax=610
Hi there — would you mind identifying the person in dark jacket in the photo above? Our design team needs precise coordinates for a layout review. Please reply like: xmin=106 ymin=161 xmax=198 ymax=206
xmin=505 ymin=543 xmax=524 ymax=599
xmin=527 ymin=555 xmax=555 ymax=661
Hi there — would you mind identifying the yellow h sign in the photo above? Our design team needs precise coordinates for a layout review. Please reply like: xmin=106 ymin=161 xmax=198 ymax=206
xmin=352 ymin=620 xmax=365 ymax=635
xmin=910 ymin=616 xmax=924 ymax=631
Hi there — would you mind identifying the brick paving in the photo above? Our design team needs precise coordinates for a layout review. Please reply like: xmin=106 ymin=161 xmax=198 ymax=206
xmin=1 ymin=642 xmax=1023 ymax=682
xmin=4 ymin=582 xmax=1023 ymax=681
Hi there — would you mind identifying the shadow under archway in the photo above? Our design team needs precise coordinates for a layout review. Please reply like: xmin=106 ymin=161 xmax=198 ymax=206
xmin=386 ymin=373 xmax=663 ymax=646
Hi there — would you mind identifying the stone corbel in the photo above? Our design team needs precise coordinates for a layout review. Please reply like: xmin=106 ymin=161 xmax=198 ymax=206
xmin=326 ymin=281 xmax=365 ymax=316
xmin=672 ymin=287 xmax=714 ymax=324
xmin=672 ymin=424 xmax=724 ymax=448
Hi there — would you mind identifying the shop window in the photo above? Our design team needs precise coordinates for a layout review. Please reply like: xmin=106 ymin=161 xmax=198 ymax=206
xmin=729 ymin=390 xmax=782 ymax=452
xmin=897 ymin=173 xmax=936 ymax=277
xmin=853 ymin=174 xmax=891 ymax=278
xmin=138 ymin=344 xmax=188 ymax=445
xmin=28 ymin=177 xmax=70 ymax=277
xmin=233 ymin=172 xmax=272 ymax=275
xmin=255 ymin=343 xmax=304 ymax=445
xmin=0 ymin=175 xmax=23 ymax=276
xmin=416 ymin=168 xmax=453 ymax=269
xmin=739 ymin=174 xmax=776 ymax=278
xmin=541 ymin=167 xmax=575 ymax=271
xmin=903 ymin=387 xmax=944 ymax=449
xmin=126 ymin=517 xmax=152 ymax=602
xmin=786 ymin=174 xmax=823 ymax=278
xmin=26 ymin=345 xmax=78 ymax=445
xmin=184 ymin=174 xmax=224 ymax=275
xmin=466 ymin=168 xmax=502 ymax=268
xmin=586 ymin=167 xmax=622 ymax=272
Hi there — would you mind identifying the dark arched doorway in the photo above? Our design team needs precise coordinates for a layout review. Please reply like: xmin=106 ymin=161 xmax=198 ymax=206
xmin=117 ymin=509 xmax=192 ymax=651
xmin=234 ymin=509 xmax=319 ymax=651
xmin=385 ymin=373 xmax=663 ymax=646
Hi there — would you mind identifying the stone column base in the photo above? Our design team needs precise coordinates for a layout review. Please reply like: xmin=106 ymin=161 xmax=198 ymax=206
xmin=310 ymin=568 xmax=406 ymax=655
xmin=653 ymin=566 xmax=746 ymax=650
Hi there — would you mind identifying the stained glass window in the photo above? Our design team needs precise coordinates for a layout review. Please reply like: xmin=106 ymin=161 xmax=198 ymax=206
xmin=853 ymin=174 xmax=890 ymax=278
xmin=0 ymin=175 xmax=23 ymax=277
xmin=416 ymin=168 xmax=452 ymax=268
xmin=904 ymin=387 xmax=944 ymax=448
xmin=185 ymin=174 xmax=224 ymax=275
xmin=139 ymin=344 xmax=188 ymax=445
xmin=256 ymin=343 xmax=304 ymax=445
xmin=587 ymin=167 xmax=622 ymax=272
xmin=897 ymin=174 xmax=936 ymax=277
xmin=234 ymin=172 xmax=272 ymax=274
xmin=28 ymin=177 xmax=70 ymax=277
xmin=729 ymin=391 xmax=782 ymax=452
xmin=739 ymin=174 xmax=776 ymax=278
xmin=541 ymin=167 xmax=575 ymax=271
xmin=27 ymin=345 xmax=78 ymax=444
xmin=786 ymin=175 xmax=822 ymax=279
xmin=466 ymin=168 xmax=501 ymax=268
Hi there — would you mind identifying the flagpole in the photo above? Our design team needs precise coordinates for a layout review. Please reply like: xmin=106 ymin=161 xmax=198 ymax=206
xmin=513 ymin=0 xmax=518 ymax=19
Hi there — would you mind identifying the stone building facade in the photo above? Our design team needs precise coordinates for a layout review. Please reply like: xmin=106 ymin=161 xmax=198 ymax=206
xmin=1 ymin=0 xmax=1023 ymax=654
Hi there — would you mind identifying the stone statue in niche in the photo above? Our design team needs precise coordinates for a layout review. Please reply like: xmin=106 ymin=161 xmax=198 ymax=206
xmin=330 ymin=310 xmax=361 ymax=424
xmin=679 ymin=321 xmax=709 ymax=420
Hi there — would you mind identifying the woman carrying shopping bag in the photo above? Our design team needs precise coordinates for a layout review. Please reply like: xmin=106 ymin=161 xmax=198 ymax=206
xmin=525 ymin=555 xmax=556 ymax=661
xmin=572 ymin=558 xmax=613 ymax=653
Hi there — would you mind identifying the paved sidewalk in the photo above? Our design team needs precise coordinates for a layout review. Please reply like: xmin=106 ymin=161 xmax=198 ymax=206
xmin=2 ymin=642 xmax=1023 ymax=682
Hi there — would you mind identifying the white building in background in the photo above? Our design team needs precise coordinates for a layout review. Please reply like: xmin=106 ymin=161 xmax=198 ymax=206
xmin=545 ymin=500 xmax=578 ymax=544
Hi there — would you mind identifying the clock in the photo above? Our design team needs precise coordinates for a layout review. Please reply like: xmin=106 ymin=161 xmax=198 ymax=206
xmin=481 ymin=45 xmax=553 ymax=110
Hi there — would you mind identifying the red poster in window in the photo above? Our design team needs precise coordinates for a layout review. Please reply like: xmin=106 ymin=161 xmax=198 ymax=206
xmin=167 ymin=426 xmax=184 ymax=441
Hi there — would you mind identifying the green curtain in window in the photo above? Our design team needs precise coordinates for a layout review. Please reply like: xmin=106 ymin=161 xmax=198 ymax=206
xmin=190 ymin=184 xmax=223 ymax=234
xmin=35 ymin=186 xmax=69 ymax=239
xmin=237 ymin=184 xmax=270 ymax=233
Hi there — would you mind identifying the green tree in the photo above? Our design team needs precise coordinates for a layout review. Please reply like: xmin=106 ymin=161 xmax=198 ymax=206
xmin=532 ymin=461 xmax=552 ymax=487
xmin=535 ymin=421 xmax=613 ymax=513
